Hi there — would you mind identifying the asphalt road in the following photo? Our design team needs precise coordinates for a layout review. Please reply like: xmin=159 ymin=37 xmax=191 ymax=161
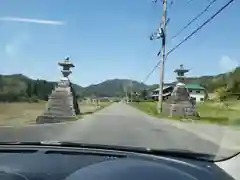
xmin=0 ymin=103 xmax=231 ymax=156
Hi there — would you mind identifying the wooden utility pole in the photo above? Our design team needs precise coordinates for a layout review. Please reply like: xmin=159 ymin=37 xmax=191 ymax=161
xmin=124 ymin=85 xmax=128 ymax=103
xmin=129 ymin=81 xmax=133 ymax=102
xmin=158 ymin=0 xmax=167 ymax=113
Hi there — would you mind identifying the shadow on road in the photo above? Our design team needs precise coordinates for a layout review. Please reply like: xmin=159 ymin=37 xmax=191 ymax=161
xmin=80 ymin=111 xmax=94 ymax=115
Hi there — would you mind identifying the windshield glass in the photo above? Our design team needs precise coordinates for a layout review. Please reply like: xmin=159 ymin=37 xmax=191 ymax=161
xmin=0 ymin=0 xmax=239 ymax=161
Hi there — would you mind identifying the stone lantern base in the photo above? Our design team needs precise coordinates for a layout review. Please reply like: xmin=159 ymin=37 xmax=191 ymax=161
xmin=36 ymin=78 xmax=80 ymax=124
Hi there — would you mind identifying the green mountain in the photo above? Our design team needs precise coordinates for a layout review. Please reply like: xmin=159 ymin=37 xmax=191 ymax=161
xmin=0 ymin=75 xmax=148 ymax=101
xmin=82 ymin=79 xmax=148 ymax=97
xmin=0 ymin=66 xmax=239 ymax=102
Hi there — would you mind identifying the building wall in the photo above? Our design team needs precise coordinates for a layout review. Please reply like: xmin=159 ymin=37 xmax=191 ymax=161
xmin=189 ymin=93 xmax=205 ymax=102
xmin=189 ymin=89 xmax=206 ymax=102
xmin=151 ymin=87 xmax=207 ymax=102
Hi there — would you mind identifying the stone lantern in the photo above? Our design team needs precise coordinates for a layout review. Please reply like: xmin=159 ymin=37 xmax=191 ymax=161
xmin=36 ymin=57 xmax=80 ymax=124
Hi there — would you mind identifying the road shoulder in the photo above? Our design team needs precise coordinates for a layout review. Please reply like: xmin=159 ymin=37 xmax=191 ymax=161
xmin=128 ymin=103 xmax=240 ymax=151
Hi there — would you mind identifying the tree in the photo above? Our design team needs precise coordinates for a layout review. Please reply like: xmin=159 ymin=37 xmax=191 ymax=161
xmin=32 ymin=80 xmax=39 ymax=97
xmin=0 ymin=75 xmax=3 ymax=92
xmin=26 ymin=82 xmax=32 ymax=97
xmin=132 ymin=92 xmax=140 ymax=102
xmin=229 ymin=79 xmax=239 ymax=93
xmin=70 ymin=82 xmax=80 ymax=115
xmin=141 ymin=90 xmax=148 ymax=100
xmin=215 ymin=87 xmax=228 ymax=102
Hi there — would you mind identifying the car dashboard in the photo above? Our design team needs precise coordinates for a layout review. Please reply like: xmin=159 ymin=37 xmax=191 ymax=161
xmin=0 ymin=145 xmax=235 ymax=180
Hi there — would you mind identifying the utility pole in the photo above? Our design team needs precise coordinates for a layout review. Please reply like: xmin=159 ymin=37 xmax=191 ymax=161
xmin=158 ymin=0 xmax=167 ymax=113
xmin=124 ymin=85 xmax=128 ymax=103
xmin=125 ymin=91 xmax=128 ymax=103
xmin=150 ymin=0 xmax=168 ymax=113
xmin=129 ymin=81 xmax=133 ymax=102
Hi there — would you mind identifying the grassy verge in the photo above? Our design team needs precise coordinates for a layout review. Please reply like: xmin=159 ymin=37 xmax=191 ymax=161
xmin=0 ymin=101 xmax=113 ymax=125
xmin=77 ymin=101 xmax=113 ymax=119
xmin=131 ymin=102 xmax=160 ymax=117
xmin=130 ymin=101 xmax=240 ymax=126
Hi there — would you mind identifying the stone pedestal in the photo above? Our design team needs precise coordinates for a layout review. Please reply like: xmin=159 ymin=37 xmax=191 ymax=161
xmin=36 ymin=78 xmax=80 ymax=124
xmin=163 ymin=83 xmax=199 ymax=118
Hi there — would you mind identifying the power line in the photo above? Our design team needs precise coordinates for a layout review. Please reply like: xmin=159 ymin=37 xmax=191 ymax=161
xmin=171 ymin=0 xmax=217 ymax=40
xmin=167 ymin=0 xmax=234 ymax=56
xmin=143 ymin=0 xmax=234 ymax=83
xmin=143 ymin=61 xmax=161 ymax=83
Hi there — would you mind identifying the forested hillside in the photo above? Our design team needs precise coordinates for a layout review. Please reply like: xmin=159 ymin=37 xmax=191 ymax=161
xmin=185 ymin=67 xmax=240 ymax=94
xmin=0 ymin=74 xmax=83 ymax=102
xmin=82 ymin=79 xmax=148 ymax=97
xmin=0 ymin=67 xmax=239 ymax=102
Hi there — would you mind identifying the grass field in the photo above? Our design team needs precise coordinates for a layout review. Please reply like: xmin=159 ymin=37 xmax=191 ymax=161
xmin=0 ymin=102 xmax=45 ymax=126
xmin=131 ymin=101 xmax=240 ymax=126
xmin=0 ymin=101 xmax=112 ymax=126
xmin=196 ymin=101 xmax=240 ymax=125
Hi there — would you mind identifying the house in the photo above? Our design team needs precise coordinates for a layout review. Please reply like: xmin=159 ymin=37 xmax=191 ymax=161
xmin=186 ymin=84 xmax=206 ymax=102
xmin=151 ymin=83 xmax=207 ymax=102
xmin=151 ymin=65 xmax=208 ymax=102
xmin=151 ymin=84 xmax=174 ymax=101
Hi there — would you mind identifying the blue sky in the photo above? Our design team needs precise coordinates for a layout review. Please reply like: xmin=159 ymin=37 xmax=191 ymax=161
xmin=0 ymin=0 xmax=239 ymax=86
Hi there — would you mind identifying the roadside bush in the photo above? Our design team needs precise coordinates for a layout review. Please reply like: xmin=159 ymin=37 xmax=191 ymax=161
xmin=28 ymin=96 xmax=39 ymax=103
xmin=19 ymin=96 xmax=29 ymax=102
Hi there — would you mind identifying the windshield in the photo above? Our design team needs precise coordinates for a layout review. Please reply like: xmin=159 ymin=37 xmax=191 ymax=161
xmin=0 ymin=0 xmax=239 ymax=161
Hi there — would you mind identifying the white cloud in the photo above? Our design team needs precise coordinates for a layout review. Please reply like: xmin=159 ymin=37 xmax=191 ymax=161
xmin=219 ymin=56 xmax=239 ymax=72
xmin=0 ymin=17 xmax=65 ymax=25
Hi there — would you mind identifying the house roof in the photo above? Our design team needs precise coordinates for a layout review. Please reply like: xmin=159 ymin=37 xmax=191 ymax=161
xmin=153 ymin=83 xmax=205 ymax=91
xmin=185 ymin=84 xmax=205 ymax=90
